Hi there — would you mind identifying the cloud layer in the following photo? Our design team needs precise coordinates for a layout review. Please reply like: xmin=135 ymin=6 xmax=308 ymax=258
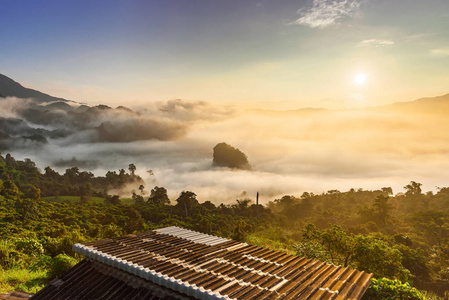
xmin=359 ymin=39 xmax=394 ymax=47
xmin=2 ymin=95 xmax=449 ymax=204
xmin=294 ymin=0 xmax=360 ymax=28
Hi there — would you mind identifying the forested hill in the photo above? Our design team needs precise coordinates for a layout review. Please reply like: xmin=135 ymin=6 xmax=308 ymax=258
xmin=0 ymin=153 xmax=144 ymax=199
xmin=0 ymin=73 xmax=73 ymax=103
xmin=0 ymin=153 xmax=448 ymax=298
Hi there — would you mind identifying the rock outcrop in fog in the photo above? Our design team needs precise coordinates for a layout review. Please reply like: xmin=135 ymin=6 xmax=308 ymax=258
xmin=213 ymin=142 xmax=250 ymax=169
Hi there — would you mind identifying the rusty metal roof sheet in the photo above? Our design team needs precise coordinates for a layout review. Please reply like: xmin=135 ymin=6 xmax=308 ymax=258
xmin=68 ymin=226 xmax=372 ymax=300
xmin=31 ymin=258 xmax=192 ymax=300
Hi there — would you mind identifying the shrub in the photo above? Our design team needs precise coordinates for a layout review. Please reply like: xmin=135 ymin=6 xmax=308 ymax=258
xmin=363 ymin=278 xmax=425 ymax=300
xmin=46 ymin=254 xmax=78 ymax=279
xmin=29 ymin=255 xmax=52 ymax=272
xmin=14 ymin=238 xmax=44 ymax=257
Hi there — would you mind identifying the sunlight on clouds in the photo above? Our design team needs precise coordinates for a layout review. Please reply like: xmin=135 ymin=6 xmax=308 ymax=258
xmin=359 ymin=39 xmax=394 ymax=47
xmin=294 ymin=0 xmax=360 ymax=28
xmin=6 ymin=96 xmax=449 ymax=203
xmin=431 ymin=48 xmax=449 ymax=57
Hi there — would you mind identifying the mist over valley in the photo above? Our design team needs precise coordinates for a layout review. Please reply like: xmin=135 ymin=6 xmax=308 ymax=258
xmin=2 ymin=73 xmax=449 ymax=203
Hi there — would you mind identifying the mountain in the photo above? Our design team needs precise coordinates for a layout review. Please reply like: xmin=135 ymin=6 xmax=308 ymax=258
xmin=0 ymin=73 xmax=73 ymax=103
xmin=374 ymin=93 xmax=449 ymax=114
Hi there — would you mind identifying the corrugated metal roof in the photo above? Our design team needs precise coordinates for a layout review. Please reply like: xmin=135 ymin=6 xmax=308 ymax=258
xmin=31 ymin=259 xmax=191 ymax=300
xmin=68 ymin=227 xmax=372 ymax=300
xmin=155 ymin=226 xmax=230 ymax=246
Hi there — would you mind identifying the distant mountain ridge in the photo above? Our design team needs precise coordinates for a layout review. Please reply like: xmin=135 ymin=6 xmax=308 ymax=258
xmin=1 ymin=72 xmax=448 ymax=112
xmin=375 ymin=93 xmax=449 ymax=114
xmin=0 ymin=73 xmax=74 ymax=103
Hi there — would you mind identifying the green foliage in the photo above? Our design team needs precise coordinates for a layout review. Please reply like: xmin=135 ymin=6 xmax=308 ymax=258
xmin=352 ymin=235 xmax=411 ymax=282
xmin=363 ymin=278 xmax=425 ymax=300
xmin=14 ymin=198 xmax=38 ymax=222
xmin=372 ymin=195 xmax=393 ymax=226
xmin=246 ymin=228 xmax=294 ymax=254
xmin=297 ymin=224 xmax=412 ymax=282
xmin=46 ymin=254 xmax=78 ymax=279
xmin=175 ymin=191 xmax=199 ymax=217
xmin=0 ymin=268 xmax=48 ymax=294
xmin=411 ymin=211 xmax=449 ymax=247
xmin=148 ymin=186 xmax=170 ymax=205
xmin=0 ymin=240 xmax=20 ymax=269
xmin=294 ymin=240 xmax=328 ymax=261
xmin=14 ymin=238 xmax=44 ymax=257
xmin=231 ymin=219 xmax=249 ymax=242
xmin=29 ymin=255 xmax=52 ymax=272
xmin=2 ymin=180 xmax=19 ymax=197
xmin=1 ymin=153 xmax=448 ymax=297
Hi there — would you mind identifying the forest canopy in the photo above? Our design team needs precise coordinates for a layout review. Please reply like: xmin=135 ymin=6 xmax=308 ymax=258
xmin=0 ymin=153 xmax=448 ymax=298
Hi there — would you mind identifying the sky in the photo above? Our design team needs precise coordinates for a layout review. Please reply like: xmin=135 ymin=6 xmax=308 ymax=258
xmin=2 ymin=0 xmax=449 ymax=202
xmin=1 ymin=0 xmax=449 ymax=109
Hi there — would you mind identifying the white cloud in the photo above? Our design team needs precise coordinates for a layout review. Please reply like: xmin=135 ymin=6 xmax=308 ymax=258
xmin=294 ymin=0 xmax=360 ymax=28
xmin=431 ymin=48 xmax=449 ymax=57
xmin=359 ymin=39 xmax=395 ymax=47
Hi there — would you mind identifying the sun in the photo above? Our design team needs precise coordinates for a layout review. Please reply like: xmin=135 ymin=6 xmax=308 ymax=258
xmin=353 ymin=72 xmax=368 ymax=86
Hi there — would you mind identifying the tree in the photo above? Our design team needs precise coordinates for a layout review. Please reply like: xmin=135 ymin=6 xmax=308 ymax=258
xmin=175 ymin=191 xmax=199 ymax=217
xmin=132 ymin=192 xmax=145 ymax=205
xmin=381 ymin=187 xmax=393 ymax=196
xmin=411 ymin=211 xmax=449 ymax=247
xmin=235 ymin=198 xmax=252 ymax=210
xmin=2 ymin=180 xmax=19 ymax=197
xmin=138 ymin=184 xmax=145 ymax=195
xmin=352 ymin=235 xmax=410 ymax=281
xmin=297 ymin=224 xmax=410 ymax=281
xmin=105 ymin=195 xmax=121 ymax=205
xmin=231 ymin=220 xmax=248 ymax=242
xmin=404 ymin=181 xmax=422 ymax=197
xmin=373 ymin=195 xmax=394 ymax=226
xmin=124 ymin=208 xmax=145 ymax=233
xmin=15 ymin=198 xmax=38 ymax=223
xmin=320 ymin=225 xmax=354 ymax=267
xmin=44 ymin=166 xmax=60 ymax=179
xmin=148 ymin=186 xmax=170 ymax=205
xmin=5 ymin=153 xmax=16 ymax=166
xmin=128 ymin=163 xmax=136 ymax=176
xmin=23 ymin=185 xmax=41 ymax=200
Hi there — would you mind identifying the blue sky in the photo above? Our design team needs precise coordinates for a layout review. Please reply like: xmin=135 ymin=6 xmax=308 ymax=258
xmin=1 ymin=0 xmax=449 ymax=108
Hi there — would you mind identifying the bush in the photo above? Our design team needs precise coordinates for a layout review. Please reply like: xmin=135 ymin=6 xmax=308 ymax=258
xmin=29 ymin=255 xmax=52 ymax=272
xmin=0 ymin=240 xmax=20 ymax=269
xmin=363 ymin=278 xmax=425 ymax=300
xmin=47 ymin=254 xmax=78 ymax=279
xmin=14 ymin=238 xmax=44 ymax=257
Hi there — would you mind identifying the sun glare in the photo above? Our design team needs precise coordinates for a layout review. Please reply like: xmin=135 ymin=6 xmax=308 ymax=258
xmin=353 ymin=73 xmax=368 ymax=86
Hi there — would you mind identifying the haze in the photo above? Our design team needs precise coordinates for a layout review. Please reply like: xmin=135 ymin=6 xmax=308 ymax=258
xmin=1 ymin=0 xmax=449 ymax=202
xmin=2 ymin=94 xmax=449 ymax=203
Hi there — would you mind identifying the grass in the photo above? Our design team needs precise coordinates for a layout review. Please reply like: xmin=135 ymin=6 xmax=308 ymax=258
xmin=0 ymin=268 xmax=48 ymax=294
xmin=245 ymin=227 xmax=296 ymax=255
xmin=119 ymin=198 xmax=135 ymax=205
xmin=420 ymin=290 xmax=447 ymax=300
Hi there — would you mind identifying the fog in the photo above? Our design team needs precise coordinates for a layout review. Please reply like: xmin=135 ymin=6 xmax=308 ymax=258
xmin=2 ymin=95 xmax=449 ymax=204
